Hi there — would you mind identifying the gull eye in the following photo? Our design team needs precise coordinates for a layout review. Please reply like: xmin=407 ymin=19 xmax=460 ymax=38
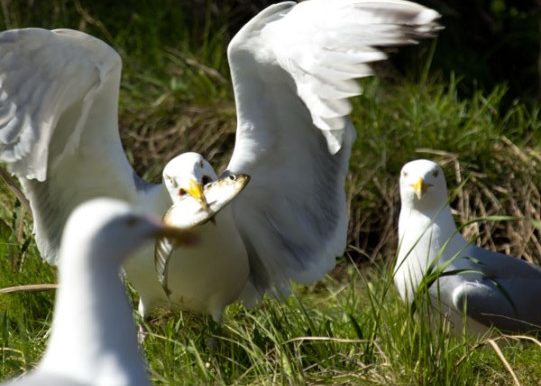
xmin=432 ymin=170 xmax=439 ymax=178
xmin=199 ymin=160 xmax=204 ymax=168
xmin=228 ymin=175 xmax=236 ymax=181
xmin=202 ymin=175 xmax=213 ymax=186
xmin=402 ymin=171 xmax=408 ymax=178
xmin=179 ymin=188 xmax=187 ymax=196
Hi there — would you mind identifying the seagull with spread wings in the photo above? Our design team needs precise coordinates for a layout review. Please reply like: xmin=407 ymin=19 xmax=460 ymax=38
xmin=0 ymin=0 xmax=441 ymax=321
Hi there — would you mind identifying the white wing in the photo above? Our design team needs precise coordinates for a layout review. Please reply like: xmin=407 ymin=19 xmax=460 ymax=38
xmin=0 ymin=28 xmax=143 ymax=263
xmin=226 ymin=1 xmax=441 ymax=299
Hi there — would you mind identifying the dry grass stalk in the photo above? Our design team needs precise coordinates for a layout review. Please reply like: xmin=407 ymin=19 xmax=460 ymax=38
xmin=0 ymin=283 xmax=58 ymax=294
xmin=487 ymin=339 xmax=522 ymax=386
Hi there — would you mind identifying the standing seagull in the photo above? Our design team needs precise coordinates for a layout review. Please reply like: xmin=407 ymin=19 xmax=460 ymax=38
xmin=1 ymin=198 xmax=195 ymax=386
xmin=0 ymin=0 xmax=441 ymax=320
xmin=395 ymin=159 xmax=541 ymax=334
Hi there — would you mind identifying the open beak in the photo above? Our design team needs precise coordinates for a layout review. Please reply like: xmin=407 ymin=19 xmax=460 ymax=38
xmin=186 ymin=178 xmax=210 ymax=212
xmin=410 ymin=177 xmax=431 ymax=199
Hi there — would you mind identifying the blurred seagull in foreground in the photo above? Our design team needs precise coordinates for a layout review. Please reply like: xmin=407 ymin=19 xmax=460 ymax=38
xmin=395 ymin=159 xmax=541 ymax=334
xmin=1 ymin=198 xmax=196 ymax=386
xmin=0 ymin=0 xmax=441 ymax=321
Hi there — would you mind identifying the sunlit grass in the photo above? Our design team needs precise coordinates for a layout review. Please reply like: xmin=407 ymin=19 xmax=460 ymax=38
xmin=2 ymin=232 xmax=541 ymax=384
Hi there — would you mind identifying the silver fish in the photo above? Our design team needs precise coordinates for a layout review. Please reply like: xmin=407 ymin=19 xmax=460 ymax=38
xmin=162 ymin=174 xmax=250 ymax=229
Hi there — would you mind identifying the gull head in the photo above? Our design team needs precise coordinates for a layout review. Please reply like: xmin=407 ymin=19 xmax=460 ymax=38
xmin=62 ymin=198 xmax=195 ymax=264
xmin=163 ymin=152 xmax=218 ymax=210
xmin=399 ymin=159 xmax=449 ymax=211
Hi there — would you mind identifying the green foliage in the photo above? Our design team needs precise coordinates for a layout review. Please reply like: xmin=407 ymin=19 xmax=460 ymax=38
xmin=3 ymin=258 xmax=541 ymax=384
xmin=417 ymin=0 xmax=541 ymax=99
xmin=0 ymin=231 xmax=54 ymax=378
xmin=350 ymin=77 xmax=540 ymax=177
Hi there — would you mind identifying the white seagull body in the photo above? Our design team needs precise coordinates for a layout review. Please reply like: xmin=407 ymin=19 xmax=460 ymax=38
xmin=395 ymin=159 xmax=541 ymax=334
xmin=1 ymin=198 xmax=194 ymax=385
xmin=0 ymin=0 xmax=441 ymax=320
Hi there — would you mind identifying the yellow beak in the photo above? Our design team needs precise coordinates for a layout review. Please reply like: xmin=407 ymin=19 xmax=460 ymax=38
xmin=186 ymin=178 xmax=210 ymax=212
xmin=410 ymin=177 xmax=431 ymax=199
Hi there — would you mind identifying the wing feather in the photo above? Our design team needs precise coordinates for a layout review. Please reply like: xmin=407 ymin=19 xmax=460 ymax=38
xmin=226 ymin=0 xmax=440 ymax=302
xmin=258 ymin=0 xmax=441 ymax=153
xmin=440 ymin=246 xmax=541 ymax=332
xmin=450 ymin=276 xmax=541 ymax=333
xmin=0 ymin=28 xmax=142 ymax=263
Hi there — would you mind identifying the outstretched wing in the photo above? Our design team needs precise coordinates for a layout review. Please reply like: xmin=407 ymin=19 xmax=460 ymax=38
xmin=0 ymin=28 xmax=143 ymax=263
xmin=225 ymin=1 xmax=441 ymax=301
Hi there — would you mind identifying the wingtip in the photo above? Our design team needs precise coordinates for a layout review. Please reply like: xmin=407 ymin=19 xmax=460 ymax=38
xmin=412 ymin=8 xmax=444 ymax=36
xmin=415 ymin=8 xmax=442 ymax=25
xmin=327 ymin=138 xmax=342 ymax=155
xmin=317 ymin=123 xmax=345 ymax=155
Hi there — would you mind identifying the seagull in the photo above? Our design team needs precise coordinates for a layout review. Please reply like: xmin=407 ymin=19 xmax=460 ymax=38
xmin=0 ymin=0 xmax=441 ymax=321
xmin=1 ymin=198 xmax=195 ymax=386
xmin=395 ymin=159 xmax=541 ymax=334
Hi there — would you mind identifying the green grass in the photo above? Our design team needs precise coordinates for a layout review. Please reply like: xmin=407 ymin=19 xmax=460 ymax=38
xmin=3 ymin=256 xmax=541 ymax=385
xmin=1 ymin=1 xmax=541 ymax=385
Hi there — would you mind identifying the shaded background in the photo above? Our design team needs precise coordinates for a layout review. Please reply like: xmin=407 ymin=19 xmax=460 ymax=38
xmin=1 ymin=0 xmax=540 ymax=101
